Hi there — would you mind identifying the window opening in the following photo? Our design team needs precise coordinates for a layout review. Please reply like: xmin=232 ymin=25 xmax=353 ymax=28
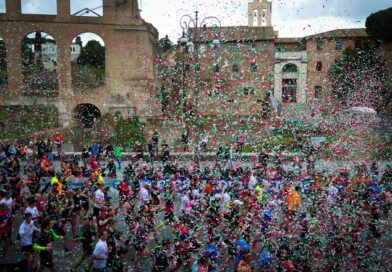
xmin=71 ymin=0 xmax=103 ymax=17
xmin=316 ymin=61 xmax=323 ymax=71
xmin=282 ymin=79 xmax=297 ymax=103
xmin=335 ymin=40 xmax=342 ymax=50
xmin=21 ymin=0 xmax=57 ymax=15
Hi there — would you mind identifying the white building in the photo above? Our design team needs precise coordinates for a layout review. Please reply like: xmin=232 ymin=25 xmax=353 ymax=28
xmin=37 ymin=43 xmax=81 ymax=70
xmin=40 ymin=43 xmax=57 ymax=71
xmin=70 ymin=43 xmax=81 ymax=62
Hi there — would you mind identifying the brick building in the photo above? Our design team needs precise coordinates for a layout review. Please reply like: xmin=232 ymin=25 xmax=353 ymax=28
xmin=162 ymin=0 xmax=371 ymax=119
xmin=0 ymin=0 xmax=159 ymax=129
xmin=178 ymin=26 xmax=276 ymax=117
xmin=304 ymin=29 xmax=370 ymax=102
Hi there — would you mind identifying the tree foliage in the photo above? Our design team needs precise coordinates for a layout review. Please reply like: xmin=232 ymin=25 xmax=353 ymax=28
xmin=21 ymin=32 xmax=55 ymax=68
xmin=158 ymin=35 xmax=173 ymax=54
xmin=366 ymin=7 xmax=392 ymax=42
xmin=21 ymin=39 xmax=34 ymax=68
xmin=77 ymin=40 xmax=105 ymax=68
xmin=114 ymin=115 xmax=146 ymax=147
xmin=328 ymin=46 xmax=391 ymax=112
xmin=95 ymin=114 xmax=146 ymax=148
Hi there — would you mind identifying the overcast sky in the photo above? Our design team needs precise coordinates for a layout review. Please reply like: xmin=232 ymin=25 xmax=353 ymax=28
xmin=0 ymin=0 xmax=391 ymax=41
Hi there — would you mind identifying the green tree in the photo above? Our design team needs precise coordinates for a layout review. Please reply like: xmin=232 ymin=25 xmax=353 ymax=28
xmin=77 ymin=40 xmax=105 ymax=68
xmin=328 ymin=46 xmax=391 ymax=112
xmin=366 ymin=7 xmax=392 ymax=42
xmin=20 ymin=33 xmax=59 ymax=91
xmin=158 ymin=35 xmax=173 ymax=54
xmin=74 ymin=36 xmax=83 ymax=48
xmin=21 ymin=38 xmax=34 ymax=68
xmin=114 ymin=116 xmax=146 ymax=148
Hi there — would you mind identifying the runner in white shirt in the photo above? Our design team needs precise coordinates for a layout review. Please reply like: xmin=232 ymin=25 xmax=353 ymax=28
xmin=19 ymin=213 xmax=39 ymax=248
xmin=192 ymin=188 xmax=201 ymax=199
xmin=327 ymin=181 xmax=339 ymax=205
xmin=180 ymin=192 xmax=190 ymax=213
xmin=249 ymin=172 xmax=258 ymax=189
xmin=94 ymin=184 xmax=106 ymax=217
xmin=92 ymin=231 xmax=109 ymax=271
xmin=0 ymin=190 xmax=13 ymax=214
xmin=25 ymin=197 xmax=40 ymax=220
xmin=19 ymin=213 xmax=39 ymax=271
xmin=139 ymin=184 xmax=150 ymax=204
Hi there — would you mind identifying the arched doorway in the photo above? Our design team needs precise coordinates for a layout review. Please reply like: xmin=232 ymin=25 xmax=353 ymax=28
xmin=21 ymin=31 xmax=59 ymax=93
xmin=70 ymin=32 xmax=105 ymax=88
xmin=74 ymin=103 xmax=101 ymax=128
xmin=282 ymin=63 xmax=298 ymax=103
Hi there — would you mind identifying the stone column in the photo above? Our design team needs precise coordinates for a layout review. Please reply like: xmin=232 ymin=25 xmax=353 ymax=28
xmin=57 ymin=0 xmax=70 ymax=18
xmin=56 ymin=39 xmax=72 ymax=97
xmin=248 ymin=1 xmax=254 ymax=27
xmin=265 ymin=0 xmax=272 ymax=27
xmin=297 ymin=63 xmax=307 ymax=103
xmin=103 ymin=0 xmax=115 ymax=20
xmin=5 ymin=35 xmax=22 ymax=96
xmin=5 ymin=0 xmax=20 ymax=16
xmin=274 ymin=63 xmax=282 ymax=103
xmin=57 ymin=102 xmax=72 ymax=128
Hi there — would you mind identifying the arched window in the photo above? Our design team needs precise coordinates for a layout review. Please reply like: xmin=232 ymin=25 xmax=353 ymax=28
xmin=282 ymin=64 xmax=299 ymax=103
xmin=282 ymin=63 xmax=298 ymax=73
xmin=21 ymin=31 xmax=59 ymax=92
xmin=71 ymin=33 xmax=105 ymax=88
xmin=282 ymin=79 xmax=297 ymax=103
xmin=262 ymin=9 xmax=267 ymax=26
xmin=74 ymin=103 xmax=101 ymax=128
xmin=253 ymin=9 xmax=258 ymax=26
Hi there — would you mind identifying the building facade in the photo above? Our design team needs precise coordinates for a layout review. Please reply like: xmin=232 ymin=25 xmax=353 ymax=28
xmin=304 ymin=29 xmax=369 ymax=102
xmin=163 ymin=0 xmax=370 ymax=119
xmin=0 ymin=0 xmax=159 ymax=129
xmin=180 ymin=26 xmax=276 ymax=117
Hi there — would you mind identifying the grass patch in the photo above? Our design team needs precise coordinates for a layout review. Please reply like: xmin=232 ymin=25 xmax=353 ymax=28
xmin=0 ymin=105 xmax=58 ymax=139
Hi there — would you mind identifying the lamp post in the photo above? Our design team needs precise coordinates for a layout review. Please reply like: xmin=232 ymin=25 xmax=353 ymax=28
xmin=177 ymin=11 xmax=221 ymax=117
xmin=178 ymin=33 xmax=188 ymax=114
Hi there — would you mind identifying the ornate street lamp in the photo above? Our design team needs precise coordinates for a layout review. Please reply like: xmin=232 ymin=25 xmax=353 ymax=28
xmin=177 ymin=11 xmax=222 ymax=116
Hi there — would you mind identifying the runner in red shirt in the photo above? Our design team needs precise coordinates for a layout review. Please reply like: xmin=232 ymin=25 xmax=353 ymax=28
xmin=117 ymin=179 xmax=130 ymax=207
xmin=54 ymin=132 xmax=64 ymax=156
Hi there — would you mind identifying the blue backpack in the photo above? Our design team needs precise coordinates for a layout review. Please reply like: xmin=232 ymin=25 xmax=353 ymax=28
xmin=235 ymin=238 xmax=250 ymax=254
xmin=203 ymin=243 xmax=219 ymax=260
xmin=264 ymin=208 xmax=272 ymax=221
xmin=258 ymin=247 xmax=272 ymax=268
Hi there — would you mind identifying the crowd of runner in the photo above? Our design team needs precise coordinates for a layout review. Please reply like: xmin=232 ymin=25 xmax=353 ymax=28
xmin=0 ymin=138 xmax=391 ymax=271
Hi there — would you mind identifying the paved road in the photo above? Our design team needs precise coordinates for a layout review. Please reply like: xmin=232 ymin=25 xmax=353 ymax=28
xmin=1 ymin=157 xmax=391 ymax=271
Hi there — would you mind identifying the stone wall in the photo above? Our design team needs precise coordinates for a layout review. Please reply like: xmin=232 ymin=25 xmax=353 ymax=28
xmin=306 ymin=38 xmax=356 ymax=101
xmin=0 ymin=0 xmax=160 ymax=129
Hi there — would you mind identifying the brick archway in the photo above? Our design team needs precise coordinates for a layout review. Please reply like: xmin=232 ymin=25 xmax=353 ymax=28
xmin=73 ymin=103 xmax=101 ymax=128
xmin=0 ymin=0 xmax=160 ymax=127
